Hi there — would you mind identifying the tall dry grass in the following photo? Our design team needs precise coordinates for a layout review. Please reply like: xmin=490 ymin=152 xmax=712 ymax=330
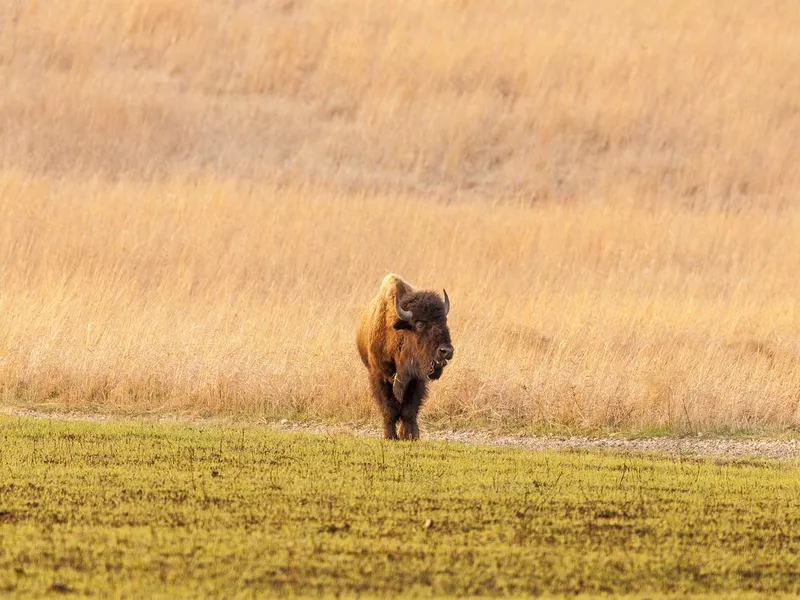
xmin=3 ymin=173 xmax=800 ymax=432
xmin=3 ymin=0 xmax=800 ymax=203
xmin=2 ymin=0 xmax=800 ymax=432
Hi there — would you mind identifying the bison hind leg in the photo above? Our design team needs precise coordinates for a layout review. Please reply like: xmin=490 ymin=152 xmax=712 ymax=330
xmin=397 ymin=420 xmax=419 ymax=441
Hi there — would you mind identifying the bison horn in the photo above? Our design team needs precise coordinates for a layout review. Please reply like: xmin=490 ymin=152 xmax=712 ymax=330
xmin=443 ymin=289 xmax=450 ymax=316
xmin=395 ymin=293 xmax=413 ymax=322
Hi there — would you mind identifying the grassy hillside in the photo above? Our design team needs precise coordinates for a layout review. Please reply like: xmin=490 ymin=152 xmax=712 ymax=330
xmin=3 ymin=0 xmax=800 ymax=201
xmin=2 ymin=1 xmax=800 ymax=432
xmin=1 ymin=417 xmax=799 ymax=597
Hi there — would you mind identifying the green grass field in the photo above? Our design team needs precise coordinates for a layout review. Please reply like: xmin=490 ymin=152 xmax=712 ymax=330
xmin=1 ymin=417 xmax=798 ymax=598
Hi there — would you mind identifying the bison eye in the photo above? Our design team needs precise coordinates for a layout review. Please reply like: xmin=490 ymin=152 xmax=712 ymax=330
xmin=414 ymin=321 xmax=425 ymax=332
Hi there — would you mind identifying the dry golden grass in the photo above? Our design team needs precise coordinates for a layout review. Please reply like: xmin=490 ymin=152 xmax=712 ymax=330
xmin=2 ymin=0 xmax=800 ymax=433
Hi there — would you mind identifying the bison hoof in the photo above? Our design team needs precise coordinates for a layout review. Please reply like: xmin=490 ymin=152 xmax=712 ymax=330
xmin=398 ymin=422 xmax=419 ymax=441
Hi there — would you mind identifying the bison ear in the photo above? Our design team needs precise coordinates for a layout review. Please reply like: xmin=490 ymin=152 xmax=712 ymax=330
xmin=393 ymin=319 xmax=413 ymax=331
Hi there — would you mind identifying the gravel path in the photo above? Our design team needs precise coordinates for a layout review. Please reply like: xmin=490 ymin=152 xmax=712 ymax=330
xmin=273 ymin=420 xmax=800 ymax=461
xmin=4 ymin=408 xmax=799 ymax=461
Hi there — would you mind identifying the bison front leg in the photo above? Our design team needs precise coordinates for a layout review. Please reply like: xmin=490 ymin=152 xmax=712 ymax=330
xmin=392 ymin=374 xmax=417 ymax=440
xmin=398 ymin=378 xmax=428 ymax=441
xmin=371 ymin=375 xmax=401 ymax=440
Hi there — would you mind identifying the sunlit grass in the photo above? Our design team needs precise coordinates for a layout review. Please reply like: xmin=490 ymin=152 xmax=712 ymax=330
xmin=2 ymin=1 xmax=800 ymax=433
xmin=2 ymin=173 xmax=800 ymax=432
xmin=1 ymin=417 xmax=799 ymax=596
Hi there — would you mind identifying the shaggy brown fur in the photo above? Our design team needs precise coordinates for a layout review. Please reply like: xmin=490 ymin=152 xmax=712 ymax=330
xmin=357 ymin=274 xmax=454 ymax=440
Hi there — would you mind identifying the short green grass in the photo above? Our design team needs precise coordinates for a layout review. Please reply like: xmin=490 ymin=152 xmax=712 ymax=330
xmin=0 ymin=418 xmax=798 ymax=598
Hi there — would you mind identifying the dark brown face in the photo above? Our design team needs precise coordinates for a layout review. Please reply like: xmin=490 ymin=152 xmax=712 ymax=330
xmin=393 ymin=290 xmax=454 ymax=379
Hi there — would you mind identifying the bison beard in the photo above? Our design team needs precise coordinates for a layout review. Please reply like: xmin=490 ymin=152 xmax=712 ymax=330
xmin=356 ymin=274 xmax=454 ymax=440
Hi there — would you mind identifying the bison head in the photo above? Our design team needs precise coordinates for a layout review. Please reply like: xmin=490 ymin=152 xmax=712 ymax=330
xmin=393 ymin=289 xmax=454 ymax=380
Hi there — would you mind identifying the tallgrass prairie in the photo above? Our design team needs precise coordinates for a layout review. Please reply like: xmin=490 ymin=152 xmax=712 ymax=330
xmin=2 ymin=1 xmax=800 ymax=433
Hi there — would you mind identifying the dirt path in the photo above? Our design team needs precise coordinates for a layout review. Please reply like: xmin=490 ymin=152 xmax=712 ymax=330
xmin=274 ymin=421 xmax=800 ymax=461
xmin=4 ymin=408 xmax=799 ymax=461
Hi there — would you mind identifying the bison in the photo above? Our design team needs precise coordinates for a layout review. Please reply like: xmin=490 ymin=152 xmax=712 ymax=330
xmin=356 ymin=274 xmax=454 ymax=440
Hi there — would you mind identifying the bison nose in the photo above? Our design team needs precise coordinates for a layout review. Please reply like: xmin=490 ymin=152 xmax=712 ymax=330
xmin=438 ymin=344 xmax=454 ymax=361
